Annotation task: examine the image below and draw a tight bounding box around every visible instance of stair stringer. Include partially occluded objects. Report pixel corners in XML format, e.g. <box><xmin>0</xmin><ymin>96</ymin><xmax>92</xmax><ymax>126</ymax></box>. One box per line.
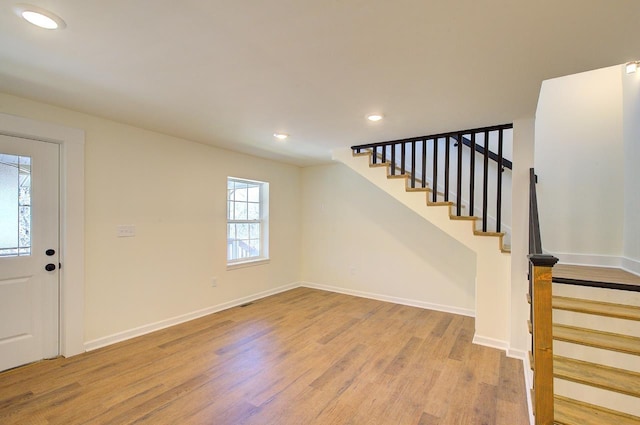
<box><xmin>333</xmin><ymin>147</ymin><xmax>512</xmax><ymax>349</ymax></box>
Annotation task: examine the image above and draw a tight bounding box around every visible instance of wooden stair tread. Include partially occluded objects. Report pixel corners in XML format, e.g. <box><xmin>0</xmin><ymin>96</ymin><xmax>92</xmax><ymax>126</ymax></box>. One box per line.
<box><xmin>553</xmin><ymin>264</ymin><xmax>640</xmax><ymax>292</ymax></box>
<box><xmin>554</xmin><ymin>264</ymin><xmax>640</xmax><ymax>288</ymax></box>
<box><xmin>553</xmin><ymin>323</ymin><xmax>640</xmax><ymax>356</ymax></box>
<box><xmin>552</xmin><ymin>296</ymin><xmax>640</xmax><ymax>321</ymax></box>
<box><xmin>554</xmin><ymin>395</ymin><xmax>640</xmax><ymax>425</ymax></box>
<box><xmin>472</xmin><ymin>230</ymin><xmax>505</xmax><ymax>237</ymax></box>
<box><xmin>554</xmin><ymin>355</ymin><xmax>640</xmax><ymax>397</ymax></box>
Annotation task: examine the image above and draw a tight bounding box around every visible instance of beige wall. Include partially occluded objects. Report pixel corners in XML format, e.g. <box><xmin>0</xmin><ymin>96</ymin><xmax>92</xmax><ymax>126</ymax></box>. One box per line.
<box><xmin>0</xmin><ymin>92</ymin><xmax>302</xmax><ymax>343</ymax></box>
<box><xmin>622</xmin><ymin>66</ymin><xmax>640</xmax><ymax>273</ymax></box>
<box><xmin>301</xmin><ymin>163</ymin><xmax>477</xmax><ymax>314</ymax></box>
<box><xmin>535</xmin><ymin>66</ymin><xmax>624</xmax><ymax>262</ymax></box>
<box><xmin>510</xmin><ymin>118</ymin><xmax>535</xmax><ymax>354</ymax></box>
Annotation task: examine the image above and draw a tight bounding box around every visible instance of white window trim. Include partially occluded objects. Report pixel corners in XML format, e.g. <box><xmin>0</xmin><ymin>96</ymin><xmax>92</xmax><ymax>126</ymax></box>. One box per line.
<box><xmin>226</xmin><ymin>177</ymin><xmax>269</xmax><ymax>267</ymax></box>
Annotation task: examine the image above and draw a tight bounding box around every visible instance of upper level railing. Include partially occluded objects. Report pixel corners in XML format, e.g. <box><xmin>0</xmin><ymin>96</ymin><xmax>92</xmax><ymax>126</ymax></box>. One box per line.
<box><xmin>528</xmin><ymin>168</ymin><xmax>558</xmax><ymax>424</ymax></box>
<box><xmin>351</xmin><ymin>124</ymin><xmax>512</xmax><ymax>235</ymax></box>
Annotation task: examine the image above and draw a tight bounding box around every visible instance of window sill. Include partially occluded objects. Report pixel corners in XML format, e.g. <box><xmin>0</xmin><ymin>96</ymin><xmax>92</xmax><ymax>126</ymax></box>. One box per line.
<box><xmin>226</xmin><ymin>258</ymin><xmax>270</xmax><ymax>271</ymax></box>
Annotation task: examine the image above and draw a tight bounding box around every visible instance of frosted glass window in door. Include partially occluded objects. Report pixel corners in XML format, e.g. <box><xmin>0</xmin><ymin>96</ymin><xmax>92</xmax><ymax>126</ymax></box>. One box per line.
<box><xmin>0</xmin><ymin>154</ymin><xmax>31</xmax><ymax>256</ymax></box>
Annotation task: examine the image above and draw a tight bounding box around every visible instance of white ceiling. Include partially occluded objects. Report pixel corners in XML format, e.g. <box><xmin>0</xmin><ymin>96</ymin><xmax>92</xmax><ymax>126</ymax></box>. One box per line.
<box><xmin>0</xmin><ymin>1</ymin><xmax>638</xmax><ymax>166</ymax></box>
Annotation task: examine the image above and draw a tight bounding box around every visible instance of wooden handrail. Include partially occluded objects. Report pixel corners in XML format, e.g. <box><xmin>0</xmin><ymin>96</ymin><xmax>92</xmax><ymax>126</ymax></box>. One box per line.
<box><xmin>528</xmin><ymin>168</ymin><xmax>559</xmax><ymax>424</ymax></box>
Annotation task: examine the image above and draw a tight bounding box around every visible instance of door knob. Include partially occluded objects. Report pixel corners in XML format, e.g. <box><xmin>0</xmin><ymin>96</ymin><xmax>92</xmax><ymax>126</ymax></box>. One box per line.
<box><xmin>45</xmin><ymin>263</ymin><xmax>56</xmax><ymax>272</ymax></box>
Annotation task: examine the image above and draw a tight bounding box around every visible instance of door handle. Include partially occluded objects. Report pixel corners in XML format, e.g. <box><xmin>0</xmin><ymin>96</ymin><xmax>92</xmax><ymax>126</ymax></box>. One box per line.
<box><xmin>45</xmin><ymin>263</ymin><xmax>56</xmax><ymax>272</ymax></box>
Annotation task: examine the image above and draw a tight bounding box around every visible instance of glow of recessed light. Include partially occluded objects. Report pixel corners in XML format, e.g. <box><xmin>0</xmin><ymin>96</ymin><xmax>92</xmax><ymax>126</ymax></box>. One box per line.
<box><xmin>626</xmin><ymin>62</ymin><xmax>638</xmax><ymax>74</ymax></box>
<box><xmin>367</xmin><ymin>114</ymin><xmax>383</xmax><ymax>122</ymax></box>
<box><xmin>13</xmin><ymin>4</ymin><xmax>66</xmax><ymax>30</ymax></box>
<box><xmin>273</xmin><ymin>133</ymin><xmax>288</xmax><ymax>140</ymax></box>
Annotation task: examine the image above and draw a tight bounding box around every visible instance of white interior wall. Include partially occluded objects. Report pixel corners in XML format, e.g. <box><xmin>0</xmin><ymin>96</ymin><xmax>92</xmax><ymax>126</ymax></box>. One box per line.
<box><xmin>535</xmin><ymin>66</ymin><xmax>624</xmax><ymax>263</ymax></box>
<box><xmin>509</xmin><ymin>118</ymin><xmax>535</xmax><ymax>356</ymax></box>
<box><xmin>622</xmin><ymin>67</ymin><xmax>640</xmax><ymax>274</ymax></box>
<box><xmin>300</xmin><ymin>163</ymin><xmax>477</xmax><ymax>314</ymax></box>
<box><xmin>0</xmin><ymin>92</ymin><xmax>302</xmax><ymax>344</ymax></box>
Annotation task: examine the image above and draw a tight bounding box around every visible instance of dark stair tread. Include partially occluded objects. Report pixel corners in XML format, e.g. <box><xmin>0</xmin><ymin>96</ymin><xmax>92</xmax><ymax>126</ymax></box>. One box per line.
<box><xmin>554</xmin><ymin>395</ymin><xmax>640</xmax><ymax>425</ymax></box>
<box><xmin>553</xmin><ymin>323</ymin><xmax>640</xmax><ymax>356</ymax></box>
<box><xmin>552</xmin><ymin>296</ymin><xmax>640</xmax><ymax>321</ymax></box>
<box><xmin>554</xmin><ymin>356</ymin><xmax>640</xmax><ymax>397</ymax></box>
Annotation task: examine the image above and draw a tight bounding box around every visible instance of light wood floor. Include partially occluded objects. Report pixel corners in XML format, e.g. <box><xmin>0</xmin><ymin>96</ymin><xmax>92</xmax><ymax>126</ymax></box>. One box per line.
<box><xmin>0</xmin><ymin>288</ymin><xmax>530</xmax><ymax>425</ymax></box>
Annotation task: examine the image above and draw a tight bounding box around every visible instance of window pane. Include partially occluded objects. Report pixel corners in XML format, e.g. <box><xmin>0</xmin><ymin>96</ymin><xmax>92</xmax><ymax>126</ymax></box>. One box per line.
<box><xmin>235</xmin><ymin>185</ymin><xmax>248</xmax><ymax>201</ymax></box>
<box><xmin>247</xmin><ymin>202</ymin><xmax>259</xmax><ymax>220</ymax></box>
<box><xmin>249</xmin><ymin>239</ymin><xmax>260</xmax><ymax>255</ymax></box>
<box><xmin>249</xmin><ymin>223</ymin><xmax>260</xmax><ymax>239</ymax></box>
<box><xmin>227</xmin><ymin>223</ymin><xmax>235</xmax><ymax>239</ymax></box>
<box><xmin>234</xmin><ymin>201</ymin><xmax>247</xmax><ymax>220</ymax></box>
<box><xmin>0</xmin><ymin>154</ymin><xmax>31</xmax><ymax>257</ymax></box>
<box><xmin>248</xmin><ymin>186</ymin><xmax>260</xmax><ymax>202</ymax></box>
<box><xmin>236</xmin><ymin>223</ymin><xmax>249</xmax><ymax>239</ymax></box>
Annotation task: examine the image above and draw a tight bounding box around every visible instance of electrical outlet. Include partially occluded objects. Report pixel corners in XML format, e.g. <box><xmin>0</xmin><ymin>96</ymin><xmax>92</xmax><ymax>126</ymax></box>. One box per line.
<box><xmin>211</xmin><ymin>277</ymin><xmax>218</xmax><ymax>287</ymax></box>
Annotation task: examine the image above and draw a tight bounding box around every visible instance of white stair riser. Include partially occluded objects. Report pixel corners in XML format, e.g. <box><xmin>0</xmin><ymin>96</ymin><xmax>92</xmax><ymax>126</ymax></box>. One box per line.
<box><xmin>554</xmin><ymin>378</ymin><xmax>640</xmax><ymax>417</ymax></box>
<box><xmin>553</xmin><ymin>283</ymin><xmax>640</xmax><ymax>306</ymax></box>
<box><xmin>553</xmin><ymin>340</ymin><xmax>640</xmax><ymax>373</ymax></box>
<box><xmin>553</xmin><ymin>310</ymin><xmax>640</xmax><ymax>338</ymax></box>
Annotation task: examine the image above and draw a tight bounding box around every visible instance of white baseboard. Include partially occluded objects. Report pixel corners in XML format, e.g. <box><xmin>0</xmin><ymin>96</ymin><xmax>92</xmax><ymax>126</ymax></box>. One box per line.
<box><xmin>523</xmin><ymin>352</ymin><xmax>534</xmax><ymax>425</ymax></box>
<box><xmin>84</xmin><ymin>282</ymin><xmax>299</xmax><ymax>352</ymax></box>
<box><xmin>622</xmin><ymin>257</ymin><xmax>640</xmax><ymax>276</ymax></box>
<box><xmin>550</xmin><ymin>252</ymin><xmax>622</xmax><ymax>268</ymax></box>
<box><xmin>471</xmin><ymin>334</ymin><xmax>509</xmax><ymax>351</ymax></box>
<box><xmin>506</xmin><ymin>347</ymin><xmax>528</xmax><ymax>361</ymax></box>
<box><xmin>546</xmin><ymin>251</ymin><xmax>640</xmax><ymax>277</ymax></box>
<box><xmin>299</xmin><ymin>281</ymin><xmax>475</xmax><ymax>317</ymax></box>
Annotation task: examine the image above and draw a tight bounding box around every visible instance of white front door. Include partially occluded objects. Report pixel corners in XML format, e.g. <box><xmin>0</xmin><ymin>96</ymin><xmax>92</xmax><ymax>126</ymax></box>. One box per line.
<box><xmin>0</xmin><ymin>134</ymin><xmax>59</xmax><ymax>371</ymax></box>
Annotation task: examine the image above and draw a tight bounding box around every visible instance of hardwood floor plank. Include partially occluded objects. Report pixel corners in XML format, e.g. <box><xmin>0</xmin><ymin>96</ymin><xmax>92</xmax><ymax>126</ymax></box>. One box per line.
<box><xmin>0</xmin><ymin>288</ymin><xmax>529</xmax><ymax>425</ymax></box>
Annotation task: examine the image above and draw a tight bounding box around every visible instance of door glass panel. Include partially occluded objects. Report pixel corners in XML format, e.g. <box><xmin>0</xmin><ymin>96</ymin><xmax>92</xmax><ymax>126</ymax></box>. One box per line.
<box><xmin>0</xmin><ymin>154</ymin><xmax>31</xmax><ymax>257</ymax></box>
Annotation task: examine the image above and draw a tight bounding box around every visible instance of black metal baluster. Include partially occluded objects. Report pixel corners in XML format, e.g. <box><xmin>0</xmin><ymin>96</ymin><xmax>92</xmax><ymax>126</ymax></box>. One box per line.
<box><xmin>456</xmin><ymin>133</ymin><xmax>463</xmax><ymax>216</ymax></box>
<box><xmin>372</xmin><ymin>146</ymin><xmax>377</xmax><ymax>164</ymax></box>
<box><xmin>469</xmin><ymin>133</ymin><xmax>476</xmax><ymax>217</ymax></box>
<box><xmin>421</xmin><ymin>139</ymin><xmax>427</xmax><ymax>188</ymax></box>
<box><xmin>382</xmin><ymin>143</ymin><xmax>387</xmax><ymax>163</ymax></box>
<box><xmin>391</xmin><ymin>143</ymin><xmax>396</xmax><ymax>175</ymax></box>
<box><xmin>482</xmin><ymin>130</ymin><xmax>490</xmax><ymax>232</ymax></box>
<box><xmin>411</xmin><ymin>141</ymin><xmax>416</xmax><ymax>188</ymax></box>
<box><xmin>432</xmin><ymin>138</ymin><xmax>439</xmax><ymax>203</ymax></box>
<box><xmin>401</xmin><ymin>142</ymin><xmax>406</xmax><ymax>175</ymax></box>
<box><xmin>496</xmin><ymin>130</ymin><xmax>504</xmax><ymax>233</ymax></box>
<box><xmin>444</xmin><ymin>136</ymin><xmax>450</xmax><ymax>201</ymax></box>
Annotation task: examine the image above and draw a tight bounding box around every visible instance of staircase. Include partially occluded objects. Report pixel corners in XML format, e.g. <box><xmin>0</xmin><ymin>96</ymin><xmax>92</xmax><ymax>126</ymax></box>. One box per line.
<box><xmin>528</xmin><ymin>264</ymin><xmax>640</xmax><ymax>424</ymax></box>
<box><xmin>334</xmin><ymin>124</ymin><xmax>513</xmax><ymax>357</ymax></box>
<box><xmin>528</xmin><ymin>169</ymin><xmax>640</xmax><ymax>424</ymax></box>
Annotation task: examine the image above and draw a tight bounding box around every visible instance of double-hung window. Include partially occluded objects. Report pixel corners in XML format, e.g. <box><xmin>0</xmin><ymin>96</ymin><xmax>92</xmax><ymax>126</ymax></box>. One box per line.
<box><xmin>227</xmin><ymin>177</ymin><xmax>269</xmax><ymax>266</ymax></box>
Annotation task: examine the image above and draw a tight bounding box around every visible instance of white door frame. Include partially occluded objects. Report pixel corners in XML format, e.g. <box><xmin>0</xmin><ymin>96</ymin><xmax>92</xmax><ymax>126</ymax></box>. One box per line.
<box><xmin>0</xmin><ymin>113</ymin><xmax>85</xmax><ymax>358</ymax></box>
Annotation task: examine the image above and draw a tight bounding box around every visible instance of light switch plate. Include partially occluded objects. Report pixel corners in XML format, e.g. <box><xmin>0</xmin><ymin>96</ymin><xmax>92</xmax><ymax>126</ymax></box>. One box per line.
<box><xmin>117</xmin><ymin>225</ymin><xmax>136</xmax><ymax>237</ymax></box>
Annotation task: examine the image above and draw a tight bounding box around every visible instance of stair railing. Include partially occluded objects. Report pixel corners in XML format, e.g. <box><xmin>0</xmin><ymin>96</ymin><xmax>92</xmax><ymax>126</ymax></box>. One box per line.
<box><xmin>528</xmin><ymin>168</ymin><xmax>558</xmax><ymax>424</ymax></box>
<box><xmin>351</xmin><ymin>124</ymin><xmax>512</xmax><ymax>234</ymax></box>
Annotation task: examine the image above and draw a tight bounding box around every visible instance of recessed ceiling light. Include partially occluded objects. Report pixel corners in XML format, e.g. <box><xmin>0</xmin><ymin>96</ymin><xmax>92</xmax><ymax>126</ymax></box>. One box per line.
<box><xmin>626</xmin><ymin>61</ymin><xmax>638</xmax><ymax>74</ymax></box>
<box><xmin>13</xmin><ymin>4</ymin><xmax>66</xmax><ymax>30</ymax></box>
<box><xmin>273</xmin><ymin>133</ymin><xmax>288</xmax><ymax>140</ymax></box>
<box><xmin>367</xmin><ymin>114</ymin><xmax>384</xmax><ymax>122</ymax></box>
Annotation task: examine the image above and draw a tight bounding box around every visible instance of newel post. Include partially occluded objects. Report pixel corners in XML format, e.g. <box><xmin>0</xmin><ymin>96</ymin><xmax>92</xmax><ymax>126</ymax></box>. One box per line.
<box><xmin>528</xmin><ymin>254</ymin><xmax>558</xmax><ymax>425</ymax></box>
